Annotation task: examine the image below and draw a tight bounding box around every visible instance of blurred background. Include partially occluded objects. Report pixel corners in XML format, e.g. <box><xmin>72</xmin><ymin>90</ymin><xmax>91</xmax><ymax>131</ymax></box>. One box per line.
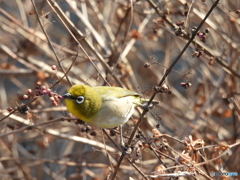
<box><xmin>0</xmin><ymin>0</ymin><xmax>239</xmax><ymax>179</ymax></box>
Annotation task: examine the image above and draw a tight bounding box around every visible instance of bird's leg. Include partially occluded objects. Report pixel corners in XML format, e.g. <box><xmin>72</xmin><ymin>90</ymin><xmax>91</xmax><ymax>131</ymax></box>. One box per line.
<box><xmin>120</xmin><ymin>125</ymin><xmax>125</xmax><ymax>148</ymax></box>
<box><xmin>137</xmin><ymin>99</ymin><xmax>159</xmax><ymax>111</ymax></box>
<box><xmin>119</xmin><ymin>126</ymin><xmax>132</xmax><ymax>154</ymax></box>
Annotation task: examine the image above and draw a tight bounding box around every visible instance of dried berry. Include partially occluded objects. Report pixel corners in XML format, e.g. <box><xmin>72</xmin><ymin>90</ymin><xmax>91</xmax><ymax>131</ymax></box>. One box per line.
<box><xmin>144</xmin><ymin>62</ymin><xmax>150</xmax><ymax>68</ymax></box>
<box><xmin>90</xmin><ymin>131</ymin><xmax>97</xmax><ymax>136</ymax></box>
<box><xmin>49</xmin><ymin>97</ymin><xmax>55</xmax><ymax>102</ymax></box>
<box><xmin>23</xmin><ymin>94</ymin><xmax>29</xmax><ymax>99</ymax></box>
<box><xmin>7</xmin><ymin>107</ymin><xmax>13</xmax><ymax>112</ymax></box>
<box><xmin>18</xmin><ymin>105</ymin><xmax>29</xmax><ymax>114</ymax></box>
<box><xmin>180</xmin><ymin>82</ymin><xmax>192</xmax><ymax>89</ymax></box>
<box><xmin>27</xmin><ymin>89</ymin><xmax>32</xmax><ymax>94</ymax></box>
<box><xmin>51</xmin><ymin>65</ymin><xmax>57</xmax><ymax>70</ymax></box>
<box><xmin>52</xmin><ymin>101</ymin><xmax>58</xmax><ymax>106</ymax></box>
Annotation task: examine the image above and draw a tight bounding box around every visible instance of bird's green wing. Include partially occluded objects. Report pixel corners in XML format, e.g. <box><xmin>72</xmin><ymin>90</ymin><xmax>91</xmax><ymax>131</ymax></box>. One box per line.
<box><xmin>94</xmin><ymin>86</ymin><xmax>159</xmax><ymax>107</ymax></box>
<box><xmin>93</xmin><ymin>86</ymin><xmax>140</xmax><ymax>100</ymax></box>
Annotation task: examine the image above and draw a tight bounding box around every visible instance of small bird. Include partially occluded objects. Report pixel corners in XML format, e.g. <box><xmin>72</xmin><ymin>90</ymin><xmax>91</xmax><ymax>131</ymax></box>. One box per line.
<box><xmin>63</xmin><ymin>84</ymin><xmax>153</xmax><ymax>128</ymax></box>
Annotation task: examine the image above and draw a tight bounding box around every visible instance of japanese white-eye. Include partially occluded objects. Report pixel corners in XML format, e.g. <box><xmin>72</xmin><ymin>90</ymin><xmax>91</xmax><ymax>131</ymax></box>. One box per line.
<box><xmin>63</xmin><ymin>84</ymin><xmax>150</xmax><ymax>128</ymax></box>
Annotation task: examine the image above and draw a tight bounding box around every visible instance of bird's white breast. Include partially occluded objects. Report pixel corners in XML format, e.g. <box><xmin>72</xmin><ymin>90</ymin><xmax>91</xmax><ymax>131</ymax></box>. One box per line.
<box><xmin>89</xmin><ymin>96</ymin><xmax>136</xmax><ymax>128</ymax></box>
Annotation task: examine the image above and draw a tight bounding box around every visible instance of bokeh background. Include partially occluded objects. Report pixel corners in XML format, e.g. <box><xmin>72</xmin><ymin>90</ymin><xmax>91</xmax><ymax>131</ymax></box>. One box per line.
<box><xmin>0</xmin><ymin>0</ymin><xmax>239</xmax><ymax>179</ymax></box>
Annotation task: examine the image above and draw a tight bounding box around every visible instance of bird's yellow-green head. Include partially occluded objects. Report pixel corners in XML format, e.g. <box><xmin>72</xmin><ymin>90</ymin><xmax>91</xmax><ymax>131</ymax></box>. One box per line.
<box><xmin>63</xmin><ymin>85</ymin><xmax>102</xmax><ymax>123</ymax></box>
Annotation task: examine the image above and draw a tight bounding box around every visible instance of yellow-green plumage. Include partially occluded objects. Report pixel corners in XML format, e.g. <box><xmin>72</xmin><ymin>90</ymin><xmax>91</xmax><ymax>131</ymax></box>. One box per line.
<box><xmin>64</xmin><ymin>85</ymin><xmax>142</xmax><ymax>128</ymax></box>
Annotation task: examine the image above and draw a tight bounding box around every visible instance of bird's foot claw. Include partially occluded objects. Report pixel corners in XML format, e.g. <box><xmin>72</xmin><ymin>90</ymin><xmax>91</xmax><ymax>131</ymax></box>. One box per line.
<box><xmin>140</xmin><ymin>103</ymin><xmax>156</xmax><ymax>110</ymax></box>
<box><xmin>121</xmin><ymin>143</ymin><xmax>132</xmax><ymax>155</ymax></box>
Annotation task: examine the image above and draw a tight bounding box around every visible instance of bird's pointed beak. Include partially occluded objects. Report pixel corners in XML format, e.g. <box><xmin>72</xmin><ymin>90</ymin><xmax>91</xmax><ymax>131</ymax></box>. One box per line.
<box><xmin>62</xmin><ymin>93</ymin><xmax>74</xmax><ymax>100</ymax></box>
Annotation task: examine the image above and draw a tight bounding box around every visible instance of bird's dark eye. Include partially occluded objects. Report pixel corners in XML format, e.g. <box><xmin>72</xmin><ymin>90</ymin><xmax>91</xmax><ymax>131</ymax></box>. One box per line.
<box><xmin>75</xmin><ymin>96</ymin><xmax>84</xmax><ymax>104</ymax></box>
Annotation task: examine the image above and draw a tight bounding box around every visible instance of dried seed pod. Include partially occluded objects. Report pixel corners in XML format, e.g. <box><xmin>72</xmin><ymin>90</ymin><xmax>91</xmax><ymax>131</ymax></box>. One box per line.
<box><xmin>144</xmin><ymin>62</ymin><xmax>150</xmax><ymax>68</ymax></box>
<box><xmin>181</xmin><ymin>82</ymin><xmax>192</xmax><ymax>89</ymax></box>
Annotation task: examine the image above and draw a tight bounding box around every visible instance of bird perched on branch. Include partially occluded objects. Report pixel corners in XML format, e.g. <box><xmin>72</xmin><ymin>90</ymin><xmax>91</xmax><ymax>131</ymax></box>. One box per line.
<box><xmin>63</xmin><ymin>84</ymin><xmax>158</xmax><ymax>129</ymax></box>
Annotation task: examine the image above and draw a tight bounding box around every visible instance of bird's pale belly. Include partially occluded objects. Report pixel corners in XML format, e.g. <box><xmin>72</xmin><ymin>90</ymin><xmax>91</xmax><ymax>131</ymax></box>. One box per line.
<box><xmin>88</xmin><ymin>96</ymin><xmax>136</xmax><ymax>128</ymax></box>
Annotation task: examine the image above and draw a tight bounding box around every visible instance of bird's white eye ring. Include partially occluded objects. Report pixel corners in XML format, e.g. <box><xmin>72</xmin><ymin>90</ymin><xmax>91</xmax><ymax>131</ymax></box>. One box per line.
<box><xmin>75</xmin><ymin>96</ymin><xmax>84</xmax><ymax>104</ymax></box>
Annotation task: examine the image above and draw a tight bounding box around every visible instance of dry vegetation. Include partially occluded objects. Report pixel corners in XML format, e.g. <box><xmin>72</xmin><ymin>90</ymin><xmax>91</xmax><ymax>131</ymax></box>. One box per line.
<box><xmin>0</xmin><ymin>0</ymin><xmax>240</xmax><ymax>179</ymax></box>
